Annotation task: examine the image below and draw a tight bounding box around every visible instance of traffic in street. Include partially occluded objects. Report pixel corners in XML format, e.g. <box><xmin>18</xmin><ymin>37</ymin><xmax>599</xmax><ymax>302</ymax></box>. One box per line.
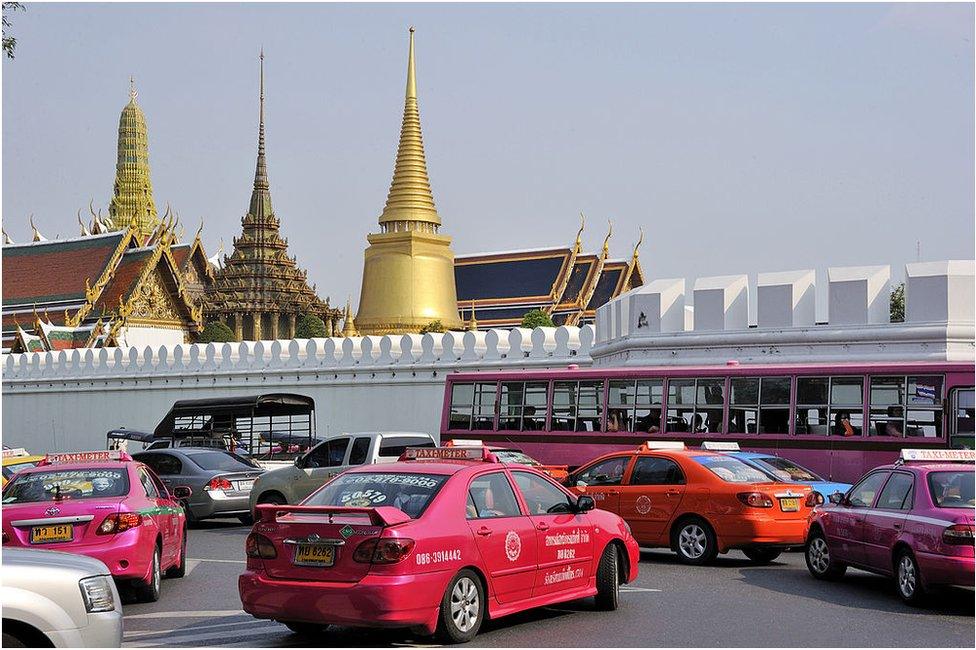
<box><xmin>121</xmin><ymin>520</ymin><xmax>974</xmax><ymax>648</ymax></box>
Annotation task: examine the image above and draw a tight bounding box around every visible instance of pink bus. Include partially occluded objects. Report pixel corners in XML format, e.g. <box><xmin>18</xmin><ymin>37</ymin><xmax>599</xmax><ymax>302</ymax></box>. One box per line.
<box><xmin>440</xmin><ymin>361</ymin><xmax>974</xmax><ymax>484</ymax></box>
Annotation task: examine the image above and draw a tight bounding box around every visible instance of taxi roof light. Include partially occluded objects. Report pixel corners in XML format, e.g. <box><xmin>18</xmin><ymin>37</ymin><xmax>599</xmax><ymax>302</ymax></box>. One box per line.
<box><xmin>2</xmin><ymin>448</ymin><xmax>30</xmax><ymax>459</ymax></box>
<box><xmin>400</xmin><ymin>446</ymin><xmax>498</xmax><ymax>462</ymax></box>
<box><xmin>898</xmin><ymin>449</ymin><xmax>975</xmax><ymax>464</ymax></box>
<box><xmin>445</xmin><ymin>439</ymin><xmax>484</xmax><ymax>447</ymax></box>
<box><xmin>41</xmin><ymin>450</ymin><xmax>132</xmax><ymax>466</ymax></box>
<box><xmin>701</xmin><ymin>441</ymin><xmax>741</xmax><ymax>452</ymax></box>
<box><xmin>638</xmin><ymin>441</ymin><xmax>686</xmax><ymax>452</ymax></box>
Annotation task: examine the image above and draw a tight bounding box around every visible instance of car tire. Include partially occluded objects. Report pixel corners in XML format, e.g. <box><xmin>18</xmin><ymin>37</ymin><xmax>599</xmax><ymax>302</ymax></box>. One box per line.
<box><xmin>134</xmin><ymin>546</ymin><xmax>162</xmax><ymax>603</ymax></box>
<box><xmin>742</xmin><ymin>548</ymin><xmax>782</xmax><ymax>564</ymax></box>
<box><xmin>805</xmin><ymin>529</ymin><xmax>846</xmax><ymax>580</ymax></box>
<box><xmin>594</xmin><ymin>544</ymin><xmax>620</xmax><ymax>611</ymax></box>
<box><xmin>238</xmin><ymin>514</ymin><xmax>254</xmax><ymax>526</ymax></box>
<box><xmin>1</xmin><ymin>632</ymin><xmax>26</xmax><ymax>648</ymax></box>
<box><xmin>672</xmin><ymin>517</ymin><xmax>718</xmax><ymax>565</ymax></box>
<box><xmin>436</xmin><ymin>569</ymin><xmax>485</xmax><ymax>644</ymax></box>
<box><xmin>165</xmin><ymin>527</ymin><xmax>187</xmax><ymax>579</ymax></box>
<box><xmin>181</xmin><ymin>500</ymin><xmax>199</xmax><ymax>528</ymax></box>
<box><xmin>284</xmin><ymin>622</ymin><xmax>324</xmax><ymax>636</ymax></box>
<box><xmin>895</xmin><ymin>549</ymin><xmax>925</xmax><ymax>606</ymax></box>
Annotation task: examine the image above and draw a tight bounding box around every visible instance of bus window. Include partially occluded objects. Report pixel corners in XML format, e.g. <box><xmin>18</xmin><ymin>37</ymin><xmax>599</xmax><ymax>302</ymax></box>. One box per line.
<box><xmin>449</xmin><ymin>382</ymin><xmax>496</xmax><ymax>430</ymax></box>
<box><xmin>759</xmin><ymin>377</ymin><xmax>791</xmax><ymax>434</ymax></box>
<box><xmin>666</xmin><ymin>378</ymin><xmax>725</xmax><ymax>434</ymax></box>
<box><xmin>951</xmin><ymin>388</ymin><xmax>974</xmax><ymax>449</ymax></box>
<box><xmin>729</xmin><ymin>378</ymin><xmax>758</xmax><ymax>434</ymax></box>
<box><xmin>552</xmin><ymin>381</ymin><xmax>603</xmax><ymax>432</ymax></box>
<box><xmin>796</xmin><ymin>376</ymin><xmax>863</xmax><ymax>436</ymax></box>
<box><xmin>607</xmin><ymin>379</ymin><xmax>662</xmax><ymax>433</ymax></box>
<box><xmin>499</xmin><ymin>382</ymin><xmax>547</xmax><ymax>431</ymax></box>
<box><xmin>869</xmin><ymin>375</ymin><xmax>944</xmax><ymax>438</ymax></box>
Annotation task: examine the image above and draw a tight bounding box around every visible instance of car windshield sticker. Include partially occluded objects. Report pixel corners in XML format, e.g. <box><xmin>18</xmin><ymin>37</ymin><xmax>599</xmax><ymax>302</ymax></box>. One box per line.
<box><xmin>505</xmin><ymin>530</ymin><xmax>522</xmax><ymax>561</ymax></box>
<box><xmin>339</xmin><ymin>488</ymin><xmax>388</xmax><ymax>507</ymax></box>
<box><xmin>636</xmin><ymin>495</ymin><xmax>652</xmax><ymax>514</ymax></box>
<box><xmin>341</xmin><ymin>474</ymin><xmax>440</xmax><ymax>488</ymax></box>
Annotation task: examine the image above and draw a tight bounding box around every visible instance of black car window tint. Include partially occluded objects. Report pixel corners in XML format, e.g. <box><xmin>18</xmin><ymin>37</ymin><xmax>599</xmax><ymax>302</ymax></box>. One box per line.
<box><xmin>349</xmin><ymin>438</ymin><xmax>371</xmax><ymax>465</ymax></box>
<box><xmin>576</xmin><ymin>456</ymin><xmax>629</xmax><ymax>486</ymax></box>
<box><xmin>847</xmin><ymin>472</ymin><xmax>889</xmax><ymax>508</ymax></box>
<box><xmin>325</xmin><ymin>438</ymin><xmax>350</xmax><ymax>467</ymax></box>
<box><xmin>467</xmin><ymin>472</ymin><xmax>522</xmax><ymax>518</ymax></box>
<box><xmin>876</xmin><ymin>472</ymin><xmax>915</xmax><ymax>510</ymax></box>
<box><xmin>140</xmin><ymin>469</ymin><xmax>159</xmax><ymax>498</ymax></box>
<box><xmin>631</xmin><ymin>456</ymin><xmax>685</xmax><ymax>486</ymax></box>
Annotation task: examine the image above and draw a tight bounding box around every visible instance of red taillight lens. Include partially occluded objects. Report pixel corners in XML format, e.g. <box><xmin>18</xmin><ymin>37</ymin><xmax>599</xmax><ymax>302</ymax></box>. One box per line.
<box><xmin>244</xmin><ymin>533</ymin><xmax>278</xmax><ymax>559</ymax></box>
<box><xmin>737</xmin><ymin>492</ymin><xmax>774</xmax><ymax>508</ymax></box>
<box><xmin>205</xmin><ymin>477</ymin><xmax>233</xmax><ymax>491</ymax></box>
<box><xmin>806</xmin><ymin>492</ymin><xmax>824</xmax><ymax>507</ymax></box>
<box><xmin>943</xmin><ymin>524</ymin><xmax>975</xmax><ymax>546</ymax></box>
<box><xmin>96</xmin><ymin>513</ymin><xmax>142</xmax><ymax>535</ymax></box>
<box><xmin>353</xmin><ymin>538</ymin><xmax>415</xmax><ymax>564</ymax></box>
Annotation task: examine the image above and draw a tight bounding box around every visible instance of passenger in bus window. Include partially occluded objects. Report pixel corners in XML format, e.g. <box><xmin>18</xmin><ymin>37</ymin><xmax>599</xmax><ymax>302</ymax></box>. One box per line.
<box><xmin>834</xmin><ymin>412</ymin><xmax>855</xmax><ymax>436</ymax></box>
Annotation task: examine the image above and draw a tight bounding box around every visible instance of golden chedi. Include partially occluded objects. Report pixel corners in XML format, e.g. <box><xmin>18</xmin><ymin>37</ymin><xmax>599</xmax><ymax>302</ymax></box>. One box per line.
<box><xmin>355</xmin><ymin>28</ymin><xmax>463</xmax><ymax>335</ymax></box>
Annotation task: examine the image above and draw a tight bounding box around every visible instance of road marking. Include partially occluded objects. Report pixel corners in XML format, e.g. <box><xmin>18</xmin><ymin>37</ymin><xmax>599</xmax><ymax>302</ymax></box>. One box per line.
<box><xmin>124</xmin><ymin>626</ymin><xmax>287</xmax><ymax>647</ymax></box>
<box><xmin>125</xmin><ymin>610</ymin><xmax>246</xmax><ymax>620</ymax></box>
<box><xmin>186</xmin><ymin>557</ymin><xmax>247</xmax><ymax>564</ymax></box>
<box><xmin>124</xmin><ymin>619</ymin><xmax>274</xmax><ymax>639</ymax></box>
<box><xmin>621</xmin><ymin>586</ymin><xmax>662</xmax><ymax>593</ymax></box>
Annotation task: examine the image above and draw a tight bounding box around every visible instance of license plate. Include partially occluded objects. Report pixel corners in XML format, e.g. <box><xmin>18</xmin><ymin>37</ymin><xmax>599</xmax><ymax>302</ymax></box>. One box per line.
<box><xmin>30</xmin><ymin>524</ymin><xmax>73</xmax><ymax>544</ymax></box>
<box><xmin>235</xmin><ymin>480</ymin><xmax>254</xmax><ymax>492</ymax></box>
<box><xmin>779</xmin><ymin>497</ymin><xmax>800</xmax><ymax>512</ymax></box>
<box><xmin>294</xmin><ymin>544</ymin><xmax>335</xmax><ymax>567</ymax></box>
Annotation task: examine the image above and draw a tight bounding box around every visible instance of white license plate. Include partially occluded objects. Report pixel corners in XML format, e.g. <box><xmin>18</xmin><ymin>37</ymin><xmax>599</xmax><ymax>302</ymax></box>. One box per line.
<box><xmin>235</xmin><ymin>480</ymin><xmax>254</xmax><ymax>492</ymax></box>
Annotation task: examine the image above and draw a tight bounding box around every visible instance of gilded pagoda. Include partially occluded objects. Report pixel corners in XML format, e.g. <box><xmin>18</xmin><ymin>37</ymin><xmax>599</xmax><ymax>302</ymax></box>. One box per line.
<box><xmin>206</xmin><ymin>53</ymin><xmax>340</xmax><ymax>340</ymax></box>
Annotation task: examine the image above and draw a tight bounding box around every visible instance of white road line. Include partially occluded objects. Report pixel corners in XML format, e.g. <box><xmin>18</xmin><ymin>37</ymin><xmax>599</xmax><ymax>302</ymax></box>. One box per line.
<box><xmin>124</xmin><ymin>619</ymin><xmax>274</xmax><ymax>639</ymax></box>
<box><xmin>621</xmin><ymin>586</ymin><xmax>662</xmax><ymax>593</ymax></box>
<box><xmin>186</xmin><ymin>557</ymin><xmax>247</xmax><ymax>564</ymax></box>
<box><xmin>124</xmin><ymin>609</ymin><xmax>246</xmax><ymax>620</ymax></box>
<box><xmin>124</xmin><ymin>626</ymin><xmax>287</xmax><ymax>648</ymax></box>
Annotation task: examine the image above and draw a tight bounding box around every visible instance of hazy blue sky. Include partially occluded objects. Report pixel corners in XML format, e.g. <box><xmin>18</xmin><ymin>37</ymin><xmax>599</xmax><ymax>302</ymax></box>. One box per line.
<box><xmin>3</xmin><ymin>2</ymin><xmax>973</xmax><ymax>316</ymax></box>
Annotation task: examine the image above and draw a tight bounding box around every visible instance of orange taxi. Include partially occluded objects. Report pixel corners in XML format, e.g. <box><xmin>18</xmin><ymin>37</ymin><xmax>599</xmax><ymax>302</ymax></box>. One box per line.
<box><xmin>564</xmin><ymin>441</ymin><xmax>822</xmax><ymax>565</ymax></box>
<box><xmin>445</xmin><ymin>440</ymin><xmax>569</xmax><ymax>481</ymax></box>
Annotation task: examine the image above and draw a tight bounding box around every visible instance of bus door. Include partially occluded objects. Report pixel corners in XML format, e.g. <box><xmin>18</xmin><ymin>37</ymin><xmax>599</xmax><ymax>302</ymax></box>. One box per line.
<box><xmin>949</xmin><ymin>387</ymin><xmax>975</xmax><ymax>449</ymax></box>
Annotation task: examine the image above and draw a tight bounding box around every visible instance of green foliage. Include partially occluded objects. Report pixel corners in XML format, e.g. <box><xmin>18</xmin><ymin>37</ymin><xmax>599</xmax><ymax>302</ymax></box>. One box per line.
<box><xmin>890</xmin><ymin>282</ymin><xmax>905</xmax><ymax>323</ymax></box>
<box><xmin>419</xmin><ymin>320</ymin><xmax>445</xmax><ymax>334</ymax></box>
<box><xmin>198</xmin><ymin>321</ymin><xmax>236</xmax><ymax>344</ymax></box>
<box><xmin>521</xmin><ymin>309</ymin><xmax>554</xmax><ymax>329</ymax></box>
<box><xmin>295</xmin><ymin>313</ymin><xmax>327</xmax><ymax>339</ymax></box>
<box><xmin>2</xmin><ymin>3</ymin><xmax>24</xmax><ymax>60</ymax></box>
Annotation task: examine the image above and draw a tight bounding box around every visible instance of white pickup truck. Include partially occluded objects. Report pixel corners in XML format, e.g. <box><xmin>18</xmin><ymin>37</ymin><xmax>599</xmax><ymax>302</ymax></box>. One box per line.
<box><xmin>247</xmin><ymin>431</ymin><xmax>436</xmax><ymax>515</ymax></box>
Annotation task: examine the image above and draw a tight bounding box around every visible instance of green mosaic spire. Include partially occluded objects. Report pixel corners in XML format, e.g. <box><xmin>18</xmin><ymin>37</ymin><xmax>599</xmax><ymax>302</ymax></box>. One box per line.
<box><xmin>108</xmin><ymin>78</ymin><xmax>159</xmax><ymax>240</ymax></box>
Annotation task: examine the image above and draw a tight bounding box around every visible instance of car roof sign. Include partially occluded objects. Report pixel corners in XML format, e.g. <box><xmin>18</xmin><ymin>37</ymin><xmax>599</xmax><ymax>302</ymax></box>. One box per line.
<box><xmin>899</xmin><ymin>449</ymin><xmax>975</xmax><ymax>463</ymax></box>
<box><xmin>638</xmin><ymin>441</ymin><xmax>686</xmax><ymax>451</ymax></box>
<box><xmin>701</xmin><ymin>441</ymin><xmax>741</xmax><ymax>452</ymax></box>
<box><xmin>401</xmin><ymin>446</ymin><xmax>495</xmax><ymax>462</ymax></box>
<box><xmin>446</xmin><ymin>439</ymin><xmax>483</xmax><ymax>447</ymax></box>
<box><xmin>2</xmin><ymin>448</ymin><xmax>30</xmax><ymax>459</ymax></box>
<box><xmin>41</xmin><ymin>450</ymin><xmax>132</xmax><ymax>465</ymax></box>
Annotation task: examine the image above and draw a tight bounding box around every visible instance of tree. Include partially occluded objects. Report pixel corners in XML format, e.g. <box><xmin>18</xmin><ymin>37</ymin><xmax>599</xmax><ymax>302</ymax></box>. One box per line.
<box><xmin>419</xmin><ymin>320</ymin><xmax>444</xmax><ymax>334</ymax></box>
<box><xmin>295</xmin><ymin>313</ymin><xmax>327</xmax><ymax>339</ymax></box>
<box><xmin>890</xmin><ymin>283</ymin><xmax>905</xmax><ymax>323</ymax></box>
<box><xmin>3</xmin><ymin>3</ymin><xmax>24</xmax><ymax>60</ymax></box>
<box><xmin>521</xmin><ymin>309</ymin><xmax>554</xmax><ymax>329</ymax></box>
<box><xmin>198</xmin><ymin>321</ymin><xmax>235</xmax><ymax>343</ymax></box>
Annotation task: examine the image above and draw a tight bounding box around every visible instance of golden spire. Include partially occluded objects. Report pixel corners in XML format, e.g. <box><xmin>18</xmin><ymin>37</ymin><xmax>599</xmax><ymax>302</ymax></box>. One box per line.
<box><xmin>2</xmin><ymin>227</ymin><xmax>12</xmax><ymax>245</ymax></box>
<box><xmin>631</xmin><ymin>227</ymin><xmax>643</xmax><ymax>261</ymax></box>
<box><xmin>78</xmin><ymin>210</ymin><xmax>91</xmax><ymax>236</ymax></box>
<box><xmin>108</xmin><ymin>77</ymin><xmax>160</xmax><ymax>240</ymax></box>
<box><xmin>602</xmin><ymin>220</ymin><xmax>613</xmax><ymax>256</ymax></box>
<box><xmin>30</xmin><ymin>214</ymin><xmax>47</xmax><ymax>242</ymax></box>
<box><xmin>341</xmin><ymin>298</ymin><xmax>359</xmax><ymax>337</ymax></box>
<box><xmin>467</xmin><ymin>300</ymin><xmax>478</xmax><ymax>331</ymax></box>
<box><xmin>575</xmin><ymin>212</ymin><xmax>585</xmax><ymax>251</ymax></box>
<box><xmin>378</xmin><ymin>27</ymin><xmax>440</xmax><ymax>229</ymax></box>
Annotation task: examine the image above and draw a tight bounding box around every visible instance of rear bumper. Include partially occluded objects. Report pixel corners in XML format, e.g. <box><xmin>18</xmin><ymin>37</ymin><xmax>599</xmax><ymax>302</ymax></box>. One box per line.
<box><xmin>191</xmin><ymin>492</ymin><xmax>252</xmax><ymax>519</ymax></box>
<box><xmin>239</xmin><ymin>569</ymin><xmax>449</xmax><ymax>630</ymax></box>
<box><xmin>714</xmin><ymin>515</ymin><xmax>809</xmax><ymax>551</ymax></box>
<box><xmin>917</xmin><ymin>552</ymin><xmax>975</xmax><ymax>588</ymax></box>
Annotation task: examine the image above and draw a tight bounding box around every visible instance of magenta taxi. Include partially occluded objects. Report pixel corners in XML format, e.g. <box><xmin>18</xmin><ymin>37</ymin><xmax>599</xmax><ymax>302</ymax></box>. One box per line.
<box><xmin>239</xmin><ymin>445</ymin><xmax>640</xmax><ymax>643</ymax></box>
<box><xmin>1</xmin><ymin>450</ymin><xmax>190</xmax><ymax>602</ymax></box>
<box><xmin>806</xmin><ymin>448</ymin><xmax>974</xmax><ymax>604</ymax></box>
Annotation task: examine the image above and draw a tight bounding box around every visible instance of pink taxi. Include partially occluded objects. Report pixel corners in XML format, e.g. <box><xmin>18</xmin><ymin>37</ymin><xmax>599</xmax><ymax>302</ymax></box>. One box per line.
<box><xmin>239</xmin><ymin>445</ymin><xmax>640</xmax><ymax>643</ymax></box>
<box><xmin>806</xmin><ymin>449</ymin><xmax>974</xmax><ymax>604</ymax></box>
<box><xmin>1</xmin><ymin>451</ymin><xmax>190</xmax><ymax>602</ymax></box>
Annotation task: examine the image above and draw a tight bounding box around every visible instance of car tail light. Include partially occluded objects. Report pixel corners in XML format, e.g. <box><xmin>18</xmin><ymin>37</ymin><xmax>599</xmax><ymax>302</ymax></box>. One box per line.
<box><xmin>806</xmin><ymin>492</ymin><xmax>824</xmax><ymax>507</ymax></box>
<box><xmin>245</xmin><ymin>533</ymin><xmax>278</xmax><ymax>559</ymax></box>
<box><xmin>96</xmin><ymin>513</ymin><xmax>142</xmax><ymax>535</ymax></box>
<box><xmin>205</xmin><ymin>477</ymin><xmax>233</xmax><ymax>492</ymax></box>
<box><xmin>2</xmin><ymin>530</ymin><xmax>8</xmax><ymax>544</ymax></box>
<box><xmin>353</xmin><ymin>538</ymin><xmax>415</xmax><ymax>564</ymax></box>
<box><xmin>942</xmin><ymin>524</ymin><xmax>975</xmax><ymax>546</ymax></box>
<box><xmin>737</xmin><ymin>492</ymin><xmax>774</xmax><ymax>508</ymax></box>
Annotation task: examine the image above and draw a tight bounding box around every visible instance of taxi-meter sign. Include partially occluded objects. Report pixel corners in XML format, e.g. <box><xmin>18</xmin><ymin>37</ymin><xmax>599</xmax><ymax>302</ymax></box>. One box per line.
<box><xmin>900</xmin><ymin>449</ymin><xmax>976</xmax><ymax>463</ymax></box>
<box><xmin>403</xmin><ymin>447</ymin><xmax>484</xmax><ymax>461</ymax></box>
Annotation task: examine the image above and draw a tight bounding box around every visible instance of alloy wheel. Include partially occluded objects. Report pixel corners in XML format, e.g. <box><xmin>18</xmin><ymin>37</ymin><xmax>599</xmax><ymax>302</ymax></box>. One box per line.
<box><xmin>898</xmin><ymin>555</ymin><xmax>916</xmax><ymax>598</ymax></box>
<box><xmin>679</xmin><ymin>524</ymin><xmax>707</xmax><ymax>559</ymax></box>
<box><xmin>808</xmin><ymin>537</ymin><xmax>830</xmax><ymax>574</ymax></box>
<box><xmin>450</xmin><ymin>576</ymin><xmax>480</xmax><ymax>633</ymax></box>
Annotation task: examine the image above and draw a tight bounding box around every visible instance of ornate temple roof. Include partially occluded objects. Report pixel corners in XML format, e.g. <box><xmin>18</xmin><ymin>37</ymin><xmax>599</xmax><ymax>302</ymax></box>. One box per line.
<box><xmin>454</xmin><ymin>221</ymin><xmax>645</xmax><ymax>327</ymax></box>
<box><xmin>206</xmin><ymin>52</ymin><xmax>334</xmax><ymax>320</ymax></box>
<box><xmin>108</xmin><ymin>79</ymin><xmax>160</xmax><ymax>241</ymax></box>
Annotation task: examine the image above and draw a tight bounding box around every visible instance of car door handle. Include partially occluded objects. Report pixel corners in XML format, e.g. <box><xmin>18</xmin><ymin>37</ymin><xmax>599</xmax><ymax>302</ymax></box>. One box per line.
<box><xmin>606</xmin><ymin>490</ymin><xmax>620</xmax><ymax>495</ymax></box>
<box><xmin>476</xmin><ymin>527</ymin><xmax>492</xmax><ymax>537</ymax></box>
<box><xmin>537</xmin><ymin>523</ymin><xmax>550</xmax><ymax>532</ymax></box>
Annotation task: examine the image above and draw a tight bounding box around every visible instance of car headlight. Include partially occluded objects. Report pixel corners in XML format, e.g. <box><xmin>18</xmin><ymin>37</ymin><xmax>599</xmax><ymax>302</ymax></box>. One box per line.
<box><xmin>79</xmin><ymin>576</ymin><xmax>115</xmax><ymax>613</ymax></box>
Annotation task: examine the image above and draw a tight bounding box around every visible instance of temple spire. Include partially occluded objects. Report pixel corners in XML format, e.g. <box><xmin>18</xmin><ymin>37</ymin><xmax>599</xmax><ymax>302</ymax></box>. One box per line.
<box><xmin>378</xmin><ymin>27</ymin><xmax>440</xmax><ymax>229</ymax></box>
<box><xmin>108</xmin><ymin>77</ymin><xmax>159</xmax><ymax>240</ymax></box>
<box><xmin>248</xmin><ymin>49</ymin><xmax>272</xmax><ymax>217</ymax></box>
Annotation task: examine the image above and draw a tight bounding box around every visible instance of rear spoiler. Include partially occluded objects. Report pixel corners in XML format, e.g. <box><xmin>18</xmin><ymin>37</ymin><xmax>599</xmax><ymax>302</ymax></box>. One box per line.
<box><xmin>254</xmin><ymin>504</ymin><xmax>412</xmax><ymax>527</ymax></box>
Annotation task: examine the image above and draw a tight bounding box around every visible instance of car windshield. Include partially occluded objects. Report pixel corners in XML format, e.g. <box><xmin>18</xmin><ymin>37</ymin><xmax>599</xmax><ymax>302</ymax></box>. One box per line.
<box><xmin>751</xmin><ymin>457</ymin><xmax>823</xmax><ymax>483</ymax></box>
<box><xmin>2</xmin><ymin>461</ymin><xmax>37</xmax><ymax>479</ymax></box>
<box><xmin>2</xmin><ymin>468</ymin><xmax>129</xmax><ymax>503</ymax></box>
<box><xmin>493</xmin><ymin>450</ymin><xmax>540</xmax><ymax>466</ymax></box>
<box><xmin>187</xmin><ymin>451</ymin><xmax>255</xmax><ymax>471</ymax></box>
<box><xmin>927</xmin><ymin>471</ymin><xmax>975</xmax><ymax>508</ymax></box>
<box><xmin>304</xmin><ymin>472</ymin><xmax>448</xmax><ymax>518</ymax></box>
<box><xmin>691</xmin><ymin>455</ymin><xmax>773</xmax><ymax>483</ymax></box>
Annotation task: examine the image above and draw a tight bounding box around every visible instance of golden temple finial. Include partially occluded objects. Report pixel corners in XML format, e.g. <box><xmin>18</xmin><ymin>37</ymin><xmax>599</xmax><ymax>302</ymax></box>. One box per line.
<box><xmin>602</xmin><ymin>220</ymin><xmax>612</xmax><ymax>256</ymax></box>
<box><xmin>2</xmin><ymin>227</ymin><xmax>12</xmax><ymax>245</ymax></box>
<box><xmin>110</xmin><ymin>77</ymin><xmax>159</xmax><ymax>238</ymax></box>
<box><xmin>341</xmin><ymin>298</ymin><xmax>359</xmax><ymax>337</ymax></box>
<box><xmin>632</xmin><ymin>227</ymin><xmax>644</xmax><ymax>260</ymax></box>
<box><xmin>78</xmin><ymin>210</ymin><xmax>91</xmax><ymax>236</ymax></box>
<box><xmin>129</xmin><ymin>75</ymin><xmax>137</xmax><ymax>102</ymax></box>
<box><xmin>467</xmin><ymin>300</ymin><xmax>478</xmax><ymax>331</ymax></box>
<box><xmin>575</xmin><ymin>212</ymin><xmax>585</xmax><ymax>250</ymax></box>
<box><xmin>30</xmin><ymin>214</ymin><xmax>47</xmax><ymax>242</ymax></box>
<box><xmin>378</xmin><ymin>27</ymin><xmax>440</xmax><ymax>228</ymax></box>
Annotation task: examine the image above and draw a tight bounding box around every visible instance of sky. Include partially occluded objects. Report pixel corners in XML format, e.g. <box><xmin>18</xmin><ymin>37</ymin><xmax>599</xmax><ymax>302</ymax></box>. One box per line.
<box><xmin>2</xmin><ymin>2</ymin><xmax>974</xmax><ymax>319</ymax></box>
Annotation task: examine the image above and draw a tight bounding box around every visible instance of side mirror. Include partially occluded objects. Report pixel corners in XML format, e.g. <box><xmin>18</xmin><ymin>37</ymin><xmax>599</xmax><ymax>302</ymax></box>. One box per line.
<box><xmin>828</xmin><ymin>491</ymin><xmax>845</xmax><ymax>505</ymax></box>
<box><xmin>172</xmin><ymin>486</ymin><xmax>192</xmax><ymax>500</ymax></box>
<box><xmin>294</xmin><ymin>456</ymin><xmax>305</xmax><ymax>468</ymax></box>
<box><xmin>576</xmin><ymin>495</ymin><xmax>595</xmax><ymax>512</ymax></box>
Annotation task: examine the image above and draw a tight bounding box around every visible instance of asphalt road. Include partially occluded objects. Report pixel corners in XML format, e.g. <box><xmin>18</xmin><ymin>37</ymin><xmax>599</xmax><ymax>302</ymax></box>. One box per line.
<box><xmin>120</xmin><ymin>520</ymin><xmax>975</xmax><ymax>648</ymax></box>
